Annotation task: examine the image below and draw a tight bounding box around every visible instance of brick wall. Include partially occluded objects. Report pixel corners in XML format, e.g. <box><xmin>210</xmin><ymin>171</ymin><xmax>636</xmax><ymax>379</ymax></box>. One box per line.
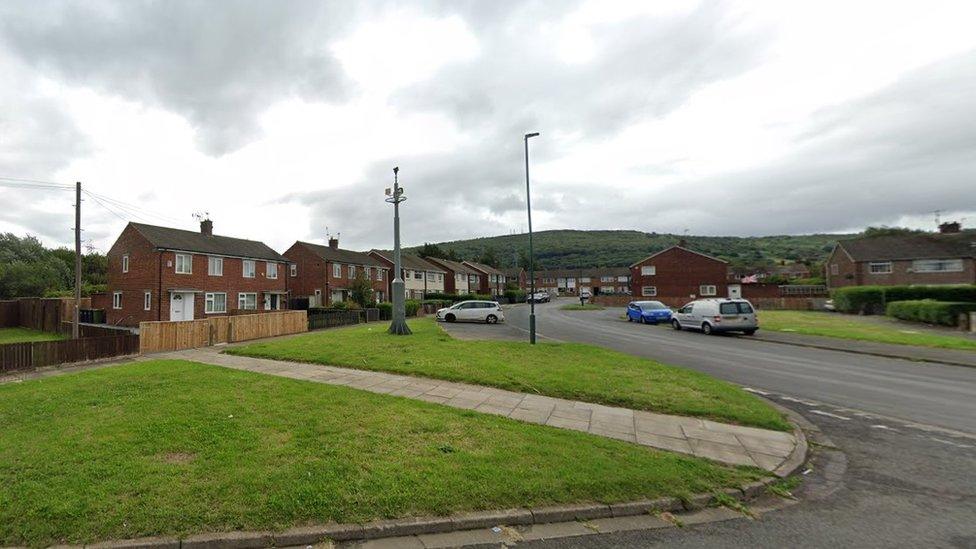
<box><xmin>827</xmin><ymin>245</ymin><xmax>976</xmax><ymax>288</ymax></box>
<box><xmin>630</xmin><ymin>247</ymin><xmax>729</xmax><ymax>301</ymax></box>
<box><xmin>287</xmin><ymin>244</ymin><xmax>389</xmax><ymax>306</ymax></box>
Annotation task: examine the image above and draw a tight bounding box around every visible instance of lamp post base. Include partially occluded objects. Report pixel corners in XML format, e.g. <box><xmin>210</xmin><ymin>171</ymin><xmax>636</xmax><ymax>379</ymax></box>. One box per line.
<box><xmin>388</xmin><ymin>319</ymin><xmax>413</xmax><ymax>335</ymax></box>
<box><xmin>388</xmin><ymin>279</ymin><xmax>412</xmax><ymax>335</ymax></box>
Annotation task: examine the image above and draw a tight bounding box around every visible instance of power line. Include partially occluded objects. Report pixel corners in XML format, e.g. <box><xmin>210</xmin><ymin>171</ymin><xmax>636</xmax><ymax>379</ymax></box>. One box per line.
<box><xmin>0</xmin><ymin>175</ymin><xmax>73</xmax><ymax>188</ymax></box>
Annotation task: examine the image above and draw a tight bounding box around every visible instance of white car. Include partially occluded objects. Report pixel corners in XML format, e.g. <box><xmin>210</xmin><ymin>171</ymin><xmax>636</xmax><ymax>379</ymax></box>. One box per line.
<box><xmin>436</xmin><ymin>300</ymin><xmax>506</xmax><ymax>324</ymax></box>
<box><xmin>527</xmin><ymin>292</ymin><xmax>550</xmax><ymax>303</ymax></box>
<box><xmin>671</xmin><ymin>298</ymin><xmax>758</xmax><ymax>335</ymax></box>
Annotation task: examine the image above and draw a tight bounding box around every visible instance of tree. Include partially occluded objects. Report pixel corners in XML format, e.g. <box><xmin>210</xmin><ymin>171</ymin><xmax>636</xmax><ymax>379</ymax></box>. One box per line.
<box><xmin>862</xmin><ymin>226</ymin><xmax>924</xmax><ymax>238</ymax></box>
<box><xmin>0</xmin><ymin>233</ymin><xmax>108</xmax><ymax>299</ymax></box>
<box><xmin>418</xmin><ymin>242</ymin><xmax>446</xmax><ymax>259</ymax></box>
<box><xmin>349</xmin><ymin>271</ymin><xmax>375</xmax><ymax>307</ymax></box>
<box><xmin>478</xmin><ymin>246</ymin><xmax>499</xmax><ymax>267</ymax></box>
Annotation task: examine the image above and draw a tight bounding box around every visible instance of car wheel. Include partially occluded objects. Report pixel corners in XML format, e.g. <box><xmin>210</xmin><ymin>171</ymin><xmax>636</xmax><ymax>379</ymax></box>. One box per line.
<box><xmin>445</xmin><ymin>313</ymin><xmax>456</xmax><ymax>323</ymax></box>
<box><xmin>702</xmin><ymin>322</ymin><xmax>713</xmax><ymax>335</ymax></box>
<box><xmin>486</xmin><ymin>314</ymin><xmax>498</xmax><ymax>324</ymax></box>
<box><xmin>743</xmin><ymin>329</ymin><xmax>756</xmax><ymax>336</ymax></box>
<box><xmin>671</xmin><ymin>319</ymin><xmax>681</xmax><ymax>331</ymax></box>
<box><xmin>627</xmin><ymin>315</ymin><xmax>633</xmax><ymax>322</ymax></box>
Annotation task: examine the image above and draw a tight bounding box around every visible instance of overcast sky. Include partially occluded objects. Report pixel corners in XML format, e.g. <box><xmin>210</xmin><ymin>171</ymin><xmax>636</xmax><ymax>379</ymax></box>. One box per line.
<box><xmin>1</xmin><ymin>0</ymin><xmax>974</xmax><ymax>253</ymax></box>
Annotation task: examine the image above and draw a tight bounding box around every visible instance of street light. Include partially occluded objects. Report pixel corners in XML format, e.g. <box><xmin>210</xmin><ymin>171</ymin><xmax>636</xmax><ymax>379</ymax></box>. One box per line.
<box><xmin>386</xmin><ymin>166</ymin><xmax>412</xmax><ymax>335</ymax></box>
<box><xmin>524</xmin><ymin>132</ymin><xmax>539</xmax><ymax>344</ymax></box>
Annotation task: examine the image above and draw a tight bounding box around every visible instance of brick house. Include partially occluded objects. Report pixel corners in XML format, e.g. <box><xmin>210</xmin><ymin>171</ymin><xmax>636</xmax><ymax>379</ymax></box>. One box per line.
<box><xmin>530</xmin><ymin>268</ymin><xmax>630</xmax><ymax>295</ymax></box>
<box><xmin>463</xmin><ymin>261</ymin><xmax>507</xmax><ymax>296</ymax></box>
<box><xmin>826</xmin><ymin>231</ymin><xmax>976</xmax><ymax>288</ymax></box>
<box><xmin>369</xmin><ymin>251</ymin><xmax>446</xmax><ymax>300</ymax></box>
<box><xmin>106</xmin><ymin>220</ymin><xmax>289</xmax><ymax>326</ymax></box>
<box><xmin>425</xmin><ymin>257</ymin><xmax>477</xmax><ymax>295</ymax></box>
<box><xmin>501</xmin><ymin>268</ymin><xmax>527</xmax><ymax>291</ymax></box>
<box><xmin>629</xmin><ymin>245</ymin><xmax>729</xmax><ymax>305</ymax></box>
<box><xmin>284</xmin><ymin>238</ymin><xmax>389</xmax><ymax>306</ymax></box>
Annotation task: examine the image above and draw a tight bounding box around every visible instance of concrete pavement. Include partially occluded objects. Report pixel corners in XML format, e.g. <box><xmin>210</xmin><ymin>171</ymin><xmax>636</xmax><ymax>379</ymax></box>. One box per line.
<box><xmin>162</xmin><ymin>346</ymin><xmax>797</xmax><ymax>471</ymax></box>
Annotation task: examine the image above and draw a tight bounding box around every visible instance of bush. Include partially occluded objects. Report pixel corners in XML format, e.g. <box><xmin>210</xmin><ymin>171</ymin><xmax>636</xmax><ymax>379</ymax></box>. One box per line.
<box><xmin>503</xmin><ymin>289</ymin><xmax>527</xmax><ymax>303</ymax></box>
<box><xmin>377</xmin><ymin>302</ymin><xmax>392</xmax><ymax>320</ymax></box>
<box><xmin>404</xmin><ymin>299</ymin><xmax>421</xmax><ymax>317</ymax></box>
<box><xmin>422</xmin><ymin>299</ymin><xmax>452</xmax><ymax>308</ymax></box>
<box><xmin>329</xmin><ymin>301</ymin><xmax>348</xmax><ymax>310</ymax></box>
<box><xmin>886</xmin><ymin>300</ymin><xmax>976</xmax><ymax>326</ymax></box>
<box><xmin>833</xmin><ymin>284</ymin><xmax>976</xmax><ymax>314</ymax></box>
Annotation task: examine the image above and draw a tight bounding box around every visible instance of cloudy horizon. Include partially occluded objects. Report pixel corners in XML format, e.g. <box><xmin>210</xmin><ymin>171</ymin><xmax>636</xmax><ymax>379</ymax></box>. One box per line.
<box><xmin>1</xmin><ymin>0</ymin><xmax>974</xmax><ymax>253</ymax></box>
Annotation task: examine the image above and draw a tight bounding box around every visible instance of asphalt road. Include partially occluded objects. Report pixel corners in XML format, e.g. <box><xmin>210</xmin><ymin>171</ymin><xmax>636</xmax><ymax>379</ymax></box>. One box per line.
<box><xmin>470</xmin><ymin>300</ymin><xmax>976</xmax><ymax>548</ymax></box>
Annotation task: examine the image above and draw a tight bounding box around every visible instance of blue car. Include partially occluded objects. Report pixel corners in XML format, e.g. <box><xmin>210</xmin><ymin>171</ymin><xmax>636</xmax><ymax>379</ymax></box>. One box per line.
<box><xmin>626</xmin><ymin>300</ymin><xmax>672</xmax><ymax>324</ymax></box>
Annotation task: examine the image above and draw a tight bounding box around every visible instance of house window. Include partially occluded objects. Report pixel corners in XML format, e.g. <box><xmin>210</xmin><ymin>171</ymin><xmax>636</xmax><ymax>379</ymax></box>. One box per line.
<box><xmin>868</xmin><ymin>261</ymin><xmax>892</xmax><ymax>274</ymax></box>
<box><xmin>580</xmin><ymin>277</ymin><xmax>590</xmax><ymax>283</ymax></box>
<box><xmin>364</xmin><ymin>266</ymin><xmax>371</xmax><ymax>279</ymax></box>
<box><xmin>617</xmin><ymin>276</ymin><xmax>628</xmax><ymax>282</ymax></box>
<box><xmin>700</xmin><ymin>285</ymin><xmax>717</xmax><ymax>296</ymax></box>
<box><xmin>267</xmin><ymin>262</ymin><xmax>278</xmax><ymax>279</ymax></box>
<box><xmin>348</xmin><ymin>264</ymin><xmax>356</xmax><ymax>278</ymax></box>
<box><xmin>913</xmin><ymin>259</ymin><xmax>963</xmax><ymax>273</ymax></box>
<box><xmin>290</xmin><ymin>264</ymin><xmax>297</xmax><ymax>277</ymax></box>
<box><xmin>414</xmin><ymin>271</ymin><xmax>422</xmax><ymax>280</ymax></box>
<box><xmin>243</xmin><ymin>260</ymin><xmax>255</xmax><ymax>278</ymax></box>
<box><xmin>601</xmin><ymin>286</ymin><xmax>614</xmax><ymax>293</ymax></box>
<box><xmin>122</xmin><ymin>255</ymin><xmax>129</xmax><ymax>273</ymax></box>
<box><xmin>208</xmin><ymin>256</ymin><xmax>223</xmax><ymax>276</ymax></box>
<box><xmin>113</xmin><ymin>291</ymin><xmax>122</xmax><ymax>309</ymax></box>
<box><xmin>830</xmin><ymin>263</ymin><xmax>839</xmax><ymax>275</ymax></box>
<box><xmin>377</xmin><ymin>269</ymin><xmax>383</xmax><ymax>281</ymax></box>
<box><xmin>333</xmin><ymin>263</ymin><xmax>342</xmax><ymax>278</ymax></box>
<box><xmin>144</xmin><ymin>291</ymin><xmax>151</xmax><ymax>311</ymax></box>
<box><xmin>601</xmin><ymin>276</ymin><xmax>613</xmax><ymax>282</ymax></box>
<box><xmin>205</xmin><ymin>292</ymin><xmax>227</xmax><ymax>314</ymax></box>
<box><xmin>175</xmin><ymin>253</ymin><xmax>192</xmax><ymax>274</ymax></box>
<box><xmin>438</xmin><ymin>273</ymin><xmax>443</xmax><ymax>282</ymax></box>
<box><xmin>238</xmin><ymin>292</ymin><xmax>257</xmax><ymax>310</ymax></box>
<box><xmin>428</xmin><ymin>272</ymin><xmax>436</xmax><ymax>281</ymax></box>
<box><xmin>642</xmin><ymin>286</ymin><xmax>657</xmax><ymax>297</ymax></box>
<box><xmin>641</xmin><ymin>265</ymin><xmax>655</xmax><ymax>276</ymax></box>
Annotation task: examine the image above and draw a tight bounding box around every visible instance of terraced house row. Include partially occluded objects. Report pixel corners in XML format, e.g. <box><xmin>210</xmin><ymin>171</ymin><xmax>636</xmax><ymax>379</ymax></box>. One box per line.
<box><xmin>104</xmin><ymin>221</ymin><xmax>511</xmax><ymax>326</ymax></box>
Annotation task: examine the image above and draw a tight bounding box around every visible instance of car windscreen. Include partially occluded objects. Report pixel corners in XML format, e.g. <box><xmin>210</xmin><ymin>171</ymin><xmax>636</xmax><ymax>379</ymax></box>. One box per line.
<box><xmin>641</xmin><ymin>301</ymin><xmax>666</xmax><ymax>310</ymax></box>
<box><xmin>720</xmin><ymin>302</ymin><xmax>754</xmax><ymax>314</ymax></box>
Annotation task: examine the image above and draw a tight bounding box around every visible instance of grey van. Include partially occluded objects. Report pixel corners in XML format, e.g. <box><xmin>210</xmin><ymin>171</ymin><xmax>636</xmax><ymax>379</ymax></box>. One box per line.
<box><xmin>671</xmin><ymin>298</ymin><xmax>758</xmax><ymax>335</ymax></box>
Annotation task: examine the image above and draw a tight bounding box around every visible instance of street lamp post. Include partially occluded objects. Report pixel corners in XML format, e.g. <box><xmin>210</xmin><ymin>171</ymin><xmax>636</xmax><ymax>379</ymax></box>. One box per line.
<box><xmin>386</xmin><ymin>167</ymin><xmax>412</xmax><ymax>335</ymax></box>
<box><xmin>524</xmin><ymin>132</ymin><xmax>539</xmax><ymax>344</ymax></box>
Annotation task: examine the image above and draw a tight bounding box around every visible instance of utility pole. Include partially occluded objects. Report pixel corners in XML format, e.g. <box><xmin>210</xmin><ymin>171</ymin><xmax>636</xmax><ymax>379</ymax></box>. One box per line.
<box><xmin>386</xmin><ymin>167</ymin><xmax>411</xmax><ymax>335</ymax></box>
<box><xmin>524</xmin><ymin>132</ymin><xmax>539</xmax><ymax>344</ymax></box>
<box><xmin>73</xmin><ymin>181</ymin><xmax>81</xmax><ymax>339</ymax></box>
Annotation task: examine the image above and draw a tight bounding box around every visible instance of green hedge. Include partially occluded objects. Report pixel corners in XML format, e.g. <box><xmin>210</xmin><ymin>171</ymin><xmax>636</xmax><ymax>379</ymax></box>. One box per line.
<box><xmin>405</xmin><ymin>299</ymin><xmax>421</xmax><ymax>317</ymax></box>
<box><xmin>377</xmin><ymin>302</ymin><xmax>392</xmax><ymax>320</ymax></box>
<box><xmin>833</xmin><ymin>285</ymin><xmax>976</xmax><ymax>314</ymax></box>
<box><xmin>886</xmin><ymin>300</ymin><xmax>976</xmax><ymax>326</ymax></box>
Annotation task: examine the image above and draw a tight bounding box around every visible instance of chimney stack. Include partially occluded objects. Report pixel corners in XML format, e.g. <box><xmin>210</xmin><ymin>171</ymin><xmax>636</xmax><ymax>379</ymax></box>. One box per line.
<box><xmin>200</xmin><ymin>218</ymin><xmax>213</xmax><ymax>236</ymax></box>
<box><xmin>328</xmin><ymin>236</ymin><xmax>339</xmax><ymax>249</ymax></box>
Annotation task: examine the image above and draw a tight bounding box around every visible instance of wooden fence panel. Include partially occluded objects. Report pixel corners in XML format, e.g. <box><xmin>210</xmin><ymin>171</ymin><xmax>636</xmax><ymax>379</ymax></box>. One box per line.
<box><xmin>1</xmin><ymin>334</ymin><xmax>140</xmax><ymax>373</ymax></box>
<box><xmin>139</xmin><ymin>311</ymin><xmax>306</xmax><ymax>353</ymax></box>
<box><xmin>0</xmin><ymin>301</ymin><xmax>20</xmax><ymax>328</ymax></box>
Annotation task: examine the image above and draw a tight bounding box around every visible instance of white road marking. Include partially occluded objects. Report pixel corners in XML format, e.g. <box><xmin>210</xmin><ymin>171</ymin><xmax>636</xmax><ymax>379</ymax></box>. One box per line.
<box><xmin>742</xmin><ymin>387</ymin><xmax>770</xmax><ymax>395</ymax></box>
<box><xmin>871</xmin><ymin>424</ymin><xmax>897</xmax><ymax>431</ymax></box>
<box><xmin>930</xmin><ymin>438</ymin><xmax>973</xmax><ymax>449</ymax></box>
<box><xmin>810</xmin><ymin>410</ymin><xmax>852</xmax><ymax>420</ymax></box>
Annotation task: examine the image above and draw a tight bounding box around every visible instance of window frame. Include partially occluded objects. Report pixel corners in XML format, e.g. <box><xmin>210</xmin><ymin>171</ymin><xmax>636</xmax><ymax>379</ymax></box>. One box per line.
<box><xmin>205</xmin><ymin>292</ymin><xmax>227</xmax><ymax>314</ymax></box>
<box><xmin>348</xmin><ymin>264</ymin><xmax>356</xmax><ymax>279</ymax></box>
<box><xmin>830</xmin><ymin>263</ymin><xmax>839</xmax><ymax>275</ymax></box>
<box><xmin>641</xmin><ymin>286</ymin><xmax>657</xmax><ymax>297</ymax></box>
<box><xmin>242</xmin><ymin>259</ymin><xmax>256</xmax><ymax>278</ymax></box>
<box><xmin>122</xmin><ymin>254</ymin><xmax>129</xmax><ymax>273</ymax></box>
<box><xmin>175</xmin><ymin>253</ymin><xmax>192</xmax><ymax>274</ymax></box>
<box><xmin>290</xmin><ymin>263</ymin><xmax>297</xmax><ymax>277</ymax></box>
<box><xmin>641</xmin><ymin>265</ymin><xmax>655</xmax><ymax>276</ymax></box>
<box><xmin>913</xmin><ymin>259</ymin><xmax>964</xmax><ymax>273</ymax></box>
<box><xmin>699</xmin><ymin>285</ymin><xmax>718</xmax><ymax>296</ymax></box>
<box><xmin>208</xmin><ymin>256</ymin><xmax>223</xmax><ymax>276</ymax></box>
<box><xmin>267</xmin><ymin>262</ymin><xmax>278</xmax><ymax>280</ymax></box>
<box><xmin>238</xmin><ymin>292</ymin><xmax>257</xmax><ymax>310</ymax></box>
<box><xmin>377</xmin><ymin>269</ymin><xmax>383</xmax><ymax>281</ymax></box>
<box><xmin>143</xmin><ymin>291</ymin><xmax>151</xmax><ymax>311</ymax></box>
<box><xmin>868</xmin><ymin>261</ymin><xmax>892</xmax><ymax>275</ymax></box>
<box><xmin>113</xmin><ymin>291</ymin><xmax>122</xmax><ymax>310</ymax></box>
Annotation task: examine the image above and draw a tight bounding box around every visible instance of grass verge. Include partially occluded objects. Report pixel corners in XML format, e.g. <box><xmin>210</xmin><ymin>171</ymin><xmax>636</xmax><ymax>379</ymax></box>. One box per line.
<box><xmin>228</xmin><ymin>318</ymin><xmax>789</xmax><ymax>431</ymax></box>
<box><xmin>757</xmin><ymin>311</ymin><xmax>976</xmax><ymax>351</ymax></box>
<box><xmin>0</xmin><ymin>360</ymin><xmax>764</xmax><ymax>546</ymax></box>
<box><xmin>0</xmin><ymin>327</ymin><xmax>65</xmax><ymax>344</ymax></box>
<box><xmin>559</xmin><ymin>304</ymin><xmax>606</xmax><ymax>311</ymax></box>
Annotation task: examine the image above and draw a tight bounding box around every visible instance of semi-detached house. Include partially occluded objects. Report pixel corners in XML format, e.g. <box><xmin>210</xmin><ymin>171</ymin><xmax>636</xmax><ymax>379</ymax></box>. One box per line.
<box><xmin>629</xmin><ymin>245</ymin><xmax>730</xmax><ymax>305</ymax></box>
<box><xmin>826</xmin><ymin>230</ymin><xmax>976</xmax><ymax>288</ymax></box>
<box><xmin>369</xmin><ymin>251</ymin><xmax>446</xmax><ymax>300</ymax></box>
<box><xmin>106</xmin><ymin>220</ymin><xmax>289</xmax><ymax>327</ymax></box>
<box><xmin>425</xmin><ymin>257</ymin><xmax>477</xmax><ymax>295</ymax></box>
<box><xmin>284</xmin><ymin>238</ymin><xmax>389</xmax><ymax>306</ymax></box>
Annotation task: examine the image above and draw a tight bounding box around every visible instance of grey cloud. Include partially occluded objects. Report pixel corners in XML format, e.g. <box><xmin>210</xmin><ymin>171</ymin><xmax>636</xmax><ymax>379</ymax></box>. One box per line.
<box><xmin>0</xmin><ymin>0</ymin><xmax>358</xmax><ymax>156</ymax></box>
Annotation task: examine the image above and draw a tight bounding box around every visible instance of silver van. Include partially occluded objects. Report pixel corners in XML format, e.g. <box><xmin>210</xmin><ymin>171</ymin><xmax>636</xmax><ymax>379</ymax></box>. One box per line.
<box><xmin>671</xmin><ymin>298</ymin><xmax>758</xmax><ymax>335</ymax></box>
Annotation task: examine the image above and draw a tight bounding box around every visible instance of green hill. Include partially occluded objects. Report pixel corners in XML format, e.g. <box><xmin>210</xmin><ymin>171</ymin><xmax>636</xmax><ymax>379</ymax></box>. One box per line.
<box><xmin>407</xmin><ymin>230</ymin><xmax>849</xmax><ymax>270</ymax></box>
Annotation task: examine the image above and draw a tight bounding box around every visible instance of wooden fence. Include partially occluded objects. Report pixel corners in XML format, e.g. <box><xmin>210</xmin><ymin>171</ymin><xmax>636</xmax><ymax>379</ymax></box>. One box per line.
<box><xmin>139</xmin><ymin>310</ymin><xmax>307</xmax><ymax>353</ymax></box>
<box><xmin>0</xmin><ymin>297</ymin><xmax>92</xmax><ymax>331</ymax></box>
<box><xmin>58</xmin><ymin>321</ymin><xmax>135</xmax><ymax>339</ymax></box>
<box><xmin>1</xmin><ymin>334</ymin><xmax>140</xmax><ymax>374</ymax></box>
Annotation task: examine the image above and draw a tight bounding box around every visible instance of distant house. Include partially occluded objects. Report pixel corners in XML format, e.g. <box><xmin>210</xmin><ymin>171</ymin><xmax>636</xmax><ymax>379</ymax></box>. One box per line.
<box><xmin>463</xmin><ymin>261</ymin><xmax>507</xmax><ymax>296</ymax></box>
<box><xmin>106</xmin><ymin>220</ymin><xmax>289</xmax><ymax>326</ymax></box>
<box><xmin>425</xmin><ymin>257</ymin><xmax>478</xmax><ymax>295</ymax></box>
<box><xmin>771</xmin><ymin>262</ymin><xmax>811</xmax><ymax>279</ymax></box>
<box><xmin>369</xmin><ymin>251</ymin><xmax>446</xmax><ymax>300</ymax></box>
<box><xmin>284</xmin><ymin>238</ymin><xmax>389</xmax><ymax>306</ymax></box>
<box><xmin>501</xmin><ymin>267</ymin><xmax>527</xmax><ymax>291</ymax></box>
<box><xmin>629</xmin><ymin>245</ymin><xmax>729</xmax><ymax>303</ymax></box>
<box><xmin>826</xmin><ymin>231</ymin><xmax>976</xmax><ymax>288</ymax></box>
<box><xmin>530</xmin><ymin>268</ymin><xmax>630</xmax><ymax>295</ymax></box>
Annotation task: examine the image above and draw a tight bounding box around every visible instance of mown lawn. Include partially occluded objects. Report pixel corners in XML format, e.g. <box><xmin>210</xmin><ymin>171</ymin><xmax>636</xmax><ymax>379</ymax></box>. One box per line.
<box><xmin>228</xmin><ymin>318</ymin><xmax>789</xmax><ymax>431</ymax></box>
<box><xmin>0</xmin><ymin>327</ymin><xmax>65</xmax><ymax>344</ymax></box>
<box><xmin>757</xmin><ymin>311</ymin><xmax>976</xmax><ymax>351</ymax></box>
<box><xmin>0</xmin><ymin>360</ymin><xmax>763</xmax><ymax>546</ymax></box>
<box><xmin>559</xmin><ymin>303</ymin><xmax>606</xmax><ymax>311</ymax></box>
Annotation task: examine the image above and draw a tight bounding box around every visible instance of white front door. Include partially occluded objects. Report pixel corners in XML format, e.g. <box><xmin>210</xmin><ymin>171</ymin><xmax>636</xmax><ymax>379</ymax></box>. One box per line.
<box><xmin>728</xmin><ymin>284</ymin><xmax>742</xmax><ymax>299</ymax></box>
<box><xmin>170</xmin><ymin>292</ymin><xmax>195</xmax><ymax>321</ymax></box>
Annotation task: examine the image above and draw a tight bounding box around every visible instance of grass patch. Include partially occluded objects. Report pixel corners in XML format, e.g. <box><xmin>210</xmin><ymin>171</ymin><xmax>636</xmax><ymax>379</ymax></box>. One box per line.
<box><xmin>767</xmin><ymin>476</ymin><xmax>802</xmax><ymax>499</ymax></box>
<box><xmin>757</xmin><ymin>311</ymin><xmax>976</xmax><ymax>351</ymax></box>
<box><xmin>0</xmin><ymin>327</ymin><xmax>65</xmax><ymax>344</ymax></box>
<box><xmin>0</xmin><ymin>360</ymin><xmax>764</xmax><ymax>546</ymax></box>
<box><xmin>559</xmin><ymin>304</ymin><xmax>606</xmax><ymax>311</ymax></box>
<box><xmin>228</xmin><ymin>318</ymin><xmax>789</xmax><ymax>431</ymax></box>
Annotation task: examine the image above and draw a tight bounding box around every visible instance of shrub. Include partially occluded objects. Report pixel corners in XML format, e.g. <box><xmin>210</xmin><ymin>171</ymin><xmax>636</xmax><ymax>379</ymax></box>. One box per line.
<box><xmin>886</xmin><ymin>300</ymin><xmax>976</xmax><ymax>326</ymax></box>
<box><xmin>504</xmin><ymin>289</ymin><xmax>527</xmax><ymax>303</ymax></box>
<box><xmin>329</xmin><ymin>301</ymin><xmax>348</xmax><ymax>310</ymax></box>
<box><xmin>404</xmin><ymin>299</ymin><xmax>421</xmax><ymax>317</ymax></box>
<box><xmin>883</xmin><ymin>285</ymin><xmax>976</xmax><ymax>303</ymax></box>
<box><xmin>377</xmin><ymin>302</ymin><xmax>392</xmax><ymax>320</ymax></box>
<box><xmin>832</xmin><ymin>286</ymin><xmax>886</xmax><ymax>314</ymax></box>
<box><xmin>833</xmin><ymin>284</ymin><xmax>976</xmax><ymax>314</ymax></box>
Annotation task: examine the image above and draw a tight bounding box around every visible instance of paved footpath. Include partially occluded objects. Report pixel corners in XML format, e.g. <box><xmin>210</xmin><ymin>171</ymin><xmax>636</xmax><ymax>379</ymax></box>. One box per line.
<box><xmin>162</xmin><ymin>346</ymin><xmax>797</xmax><ymax>471</ymax></box>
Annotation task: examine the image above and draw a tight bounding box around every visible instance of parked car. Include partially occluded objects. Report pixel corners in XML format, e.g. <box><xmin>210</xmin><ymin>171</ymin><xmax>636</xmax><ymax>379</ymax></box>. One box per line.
<box><xmin>436</xmin><ymin>300</ymin><xmax>506</xmax><ymax>324</ymax></box>
<box><xmin>579</xmin><ymin>289</ymin><xmax>592</xmax><ymax>299</ymax></box>
<box><xmin>527</xmin><ymin>292</ymin><xmax>550</xmax><ymax>303</ymax></box>
<box><xmin>671</xmin><ymin>298</ymin><xmax>758</xmax><ymax>335</ymax></box>
<box><xmin>626</xmin><ymin>300</ymin><xmax>672</xmax><ymax>324</ymax></box>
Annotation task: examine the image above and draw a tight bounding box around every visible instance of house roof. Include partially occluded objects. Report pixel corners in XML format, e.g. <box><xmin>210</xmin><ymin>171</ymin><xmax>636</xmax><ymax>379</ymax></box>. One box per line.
<box><xmin>837</xmin><ymin>232</ymin><xmax>976</xmax><ymax>261</ymax></box>
<box><xmin>425</xmin><ymin>257</ymin><xmax>478</xmax><ymax>275</ymax></box>
<box><xmin>628</xmin><ymin>245</ymin><xmax>727</xmax><ymax>268</ymax></box>
<box><xmin>463</xmin><ymin>261</ymin><xmax>506</xmax><ymax>276</ymax></box>
<box><xmin>297</xmin><ymin>241</ymin><xmax>387</xmax><ymax>268</ymax></box>
<box><xmin>130</xmin><ymin>222</ymin><xmax>285</xmax><ymax>262</ymax></box>
<box><xmin>501</xmin><ymin>268</ymin><xmax>524</xmax><ymax>278</ymax></box>
<box><xmin>370</xmin><ymin>250</ymin><xmax>446</xmax><ymax>273</ymax></box>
